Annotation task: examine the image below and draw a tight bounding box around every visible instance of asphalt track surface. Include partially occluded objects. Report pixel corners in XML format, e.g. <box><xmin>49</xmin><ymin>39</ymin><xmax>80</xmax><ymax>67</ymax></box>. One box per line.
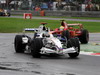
<box><xmin>0</xmin><ymin>16</ymin><xmax>100</xmax><ymax>75</ymax></box>
<box><xmin>0</xmin><ymin>33</ymin><xmax>100</xmax><ymax>75</ymax></box>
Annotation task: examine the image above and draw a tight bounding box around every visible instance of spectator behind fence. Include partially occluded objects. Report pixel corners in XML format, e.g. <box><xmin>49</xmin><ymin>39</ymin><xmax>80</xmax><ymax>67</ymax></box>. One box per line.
<box><xmin>48</xmin><ymin>1</ymin><xmax>53</xmax><ymax>10</ymax></box>
<box><xmin>35</xmin><ymin>6</ymin><xmax>41</xmax><ymax>11</ymax></box>
<box><xmin>41</xmin><ymin>2</ymin><xmax>48</xmax><ymax>10</ymax></box>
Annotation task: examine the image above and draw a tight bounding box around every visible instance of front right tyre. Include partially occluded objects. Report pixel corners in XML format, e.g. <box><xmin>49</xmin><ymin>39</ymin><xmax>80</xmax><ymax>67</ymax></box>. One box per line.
<box><xmin>67</xmin><ymin>37</ymin><xmax>80</xmax><ymax>58</ymax></box>
<box><xmin>14</xmin><ymin>35</ymin><xmax>26</xmax><ymax>53</ymax></box>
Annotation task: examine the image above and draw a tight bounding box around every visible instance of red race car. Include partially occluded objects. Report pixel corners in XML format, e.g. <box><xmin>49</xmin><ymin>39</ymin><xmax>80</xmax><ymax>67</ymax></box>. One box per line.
<box><xmin>50</xmin><ymin>20</ymin><xmax>89</xmax><ymax>44</ymax></box>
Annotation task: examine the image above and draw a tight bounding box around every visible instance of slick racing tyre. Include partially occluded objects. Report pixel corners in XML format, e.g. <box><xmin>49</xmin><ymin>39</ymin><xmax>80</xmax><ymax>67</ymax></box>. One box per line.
<box><xmin>14</xmin><ymin>35</ymin><xmax>26</xmax><ymax>53</ymax></box>
<box><xmin>67</xmin><ymin>37</ymin><xmax>80</xmax><ymax>58</ymax></box>
<box><xmin>78</xmin><ymin>29</ymin><xmax>89</xmax><ymax>44</ymax></box>
<box><xmin>31</xmin><ymin>38</ymin><xmax>43</xmax><ymax>58</ymax></box>
<box><xmin>62</xmin><ymin>30</ymin><xmax>70</xmax><ymax>40</ymax></box>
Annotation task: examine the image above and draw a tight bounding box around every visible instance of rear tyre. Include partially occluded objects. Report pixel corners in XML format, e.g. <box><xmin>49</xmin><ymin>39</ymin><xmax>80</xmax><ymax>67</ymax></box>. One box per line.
<box><xmin>67</xmin><ymin>38</ymin><xmax>80</xmax><ymax>58</ymax></box>
<box><xmin>62</xmin><ymin>30</ymin><xmax>70</xmax><ymax>40</ymax></box>
<box><xmin>14</xmin><ymin>35</ymin><xmax>26</xmax><ymax>53</ymax></box>
<box><xmin>78</xmin><ymin>29</ymin><xmax>89</xmax><ymax>44</ymax></box>
<box><xmin>31</xmin><ymin>38</ymin><xmax>43</xmax><ymax>58</ymax></box>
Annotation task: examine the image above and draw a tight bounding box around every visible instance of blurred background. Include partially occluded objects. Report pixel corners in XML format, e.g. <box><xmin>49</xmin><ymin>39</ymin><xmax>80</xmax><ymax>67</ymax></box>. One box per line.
<box><xmin>0</xmin><ymin>0</ymin><xmax>100</xmax><ymax>11</ymax></box>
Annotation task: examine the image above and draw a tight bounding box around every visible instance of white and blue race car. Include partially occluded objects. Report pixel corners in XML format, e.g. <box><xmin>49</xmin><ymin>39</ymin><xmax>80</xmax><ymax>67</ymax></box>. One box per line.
<box><xmin>14</xmin><ymin>23</ymin><xmax>80</xmax><ymax>58</ymax></box>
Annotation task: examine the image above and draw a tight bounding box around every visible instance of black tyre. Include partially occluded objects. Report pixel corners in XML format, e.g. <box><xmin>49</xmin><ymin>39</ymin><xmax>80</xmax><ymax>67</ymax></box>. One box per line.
<box><xmin>62</xmin><ymin>30</ymin><xmax>70</xmax><ymax>40</ymax></box>
<box><xmin>78</xmin><ymin>29</ymin><xmax>89</xmax><ymax>44</ymax></box>
<box><xmin>67</xmin><ymin>38</ymin><xmax>80</xmax><ymax>58</ymax></box>
<box><xmin>7</xmin><ymin>13</ymin><xmax>11</xmax><ymax>17</ymax></box>
<box><xmin>14</xmin><ymin>35</ymin><xmax>26</xmax><ymax>53</ymax></box>
<box><xmin>31</xmin><ymin>38</ymin><xmax>43</xmax><ymax>58</ymax></box>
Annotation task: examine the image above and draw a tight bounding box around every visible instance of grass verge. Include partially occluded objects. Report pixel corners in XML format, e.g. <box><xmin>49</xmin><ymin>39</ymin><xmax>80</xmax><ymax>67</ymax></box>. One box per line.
<box><xmin>0</xmin><ymin>17</ymin><xmax>100</xmax><ymax>33</ymax></box>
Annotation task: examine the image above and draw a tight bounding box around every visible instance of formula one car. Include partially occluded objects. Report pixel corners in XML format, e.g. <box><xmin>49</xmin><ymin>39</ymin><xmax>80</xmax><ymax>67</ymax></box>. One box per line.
<box><xmin>51</xmin><ymin>20</ymin><xmax>89</xmax><ymax>44</ymax></box>
<box><xmin>14</xmin><ymin>23</ymin><xmax>80</xmax><ymax>58</ymax></box>
<box><xmin>0</xmin><ymin>8</ymin><xmax>11</xmax><ymax>17</ymax></box>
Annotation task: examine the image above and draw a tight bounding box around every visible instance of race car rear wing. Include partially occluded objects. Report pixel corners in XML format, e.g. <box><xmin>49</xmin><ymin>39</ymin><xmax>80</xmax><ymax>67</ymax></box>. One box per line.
<box><xmin>67</xmin><ymin>23</ymin><xmax>83</xmax><ymax>29</ymax></box>
<box><xmin>67</xmin><ymin>23</ymin><xmax>82</xmax><ymax>26</ymax></box>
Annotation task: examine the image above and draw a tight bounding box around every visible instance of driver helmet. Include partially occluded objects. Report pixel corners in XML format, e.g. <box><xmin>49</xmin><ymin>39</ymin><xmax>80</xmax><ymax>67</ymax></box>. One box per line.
<box><xmin>60</xmin><ymin>26</ymin><xmax>64</xmax><ymax>30</ymax></box>
<box><xmin>42</xmin><ymin>32</ymin><xmax>50</xmax><ymax>37</ymax></box>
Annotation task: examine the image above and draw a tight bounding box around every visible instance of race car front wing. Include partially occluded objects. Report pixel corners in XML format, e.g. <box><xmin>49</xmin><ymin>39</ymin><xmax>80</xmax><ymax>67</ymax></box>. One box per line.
<box><xmin>40</xmin><ymin>47</ymin><xmax>76</xmax><ymax>54</ymax></box>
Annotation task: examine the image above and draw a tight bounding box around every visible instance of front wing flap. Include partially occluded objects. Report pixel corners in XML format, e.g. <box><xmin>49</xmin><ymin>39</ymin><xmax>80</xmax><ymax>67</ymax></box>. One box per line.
<box><xmin>40</xmin><ymin>47</ymin><xmax>76</xmax><ymax>54</ymax></box>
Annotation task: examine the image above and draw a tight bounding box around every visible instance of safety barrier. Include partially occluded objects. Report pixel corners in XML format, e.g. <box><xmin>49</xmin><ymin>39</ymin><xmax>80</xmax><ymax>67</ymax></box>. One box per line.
<box><xmin>11</xmin><ymin>10</ymin><xmax>100</xmax><ymax>17</ymax></box>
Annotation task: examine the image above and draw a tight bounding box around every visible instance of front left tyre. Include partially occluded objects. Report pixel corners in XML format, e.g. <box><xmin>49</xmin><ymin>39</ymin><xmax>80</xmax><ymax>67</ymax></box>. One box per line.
<box><xmin>78</xmin><ymin>29</ymin><xmax>89</xmax><ymax>44</ymax></box>
<box><xmin>31</xmin><ymin>38</ymin><xmax>43</xmax><ymax>58</ymax></box>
